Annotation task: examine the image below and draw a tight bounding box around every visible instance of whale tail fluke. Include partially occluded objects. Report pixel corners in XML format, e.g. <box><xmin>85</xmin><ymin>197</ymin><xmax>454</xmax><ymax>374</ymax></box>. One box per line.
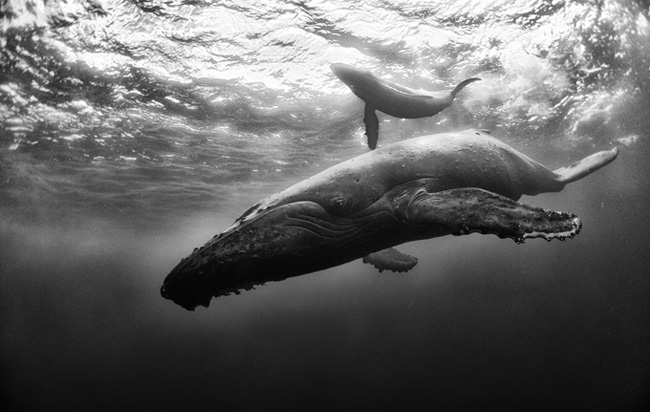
<box><xmin>450</xmin><ymin>77</ymin><xmax>481</xmax><ymax>98</ymax></box>
<box><xmin>554</xmin><ymin>147</ymin><xmax>619</xmax><ymax>184</ymax></box>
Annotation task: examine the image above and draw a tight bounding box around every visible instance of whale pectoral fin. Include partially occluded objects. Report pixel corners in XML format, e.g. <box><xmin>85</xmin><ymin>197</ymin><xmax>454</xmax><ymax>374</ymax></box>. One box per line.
<box><xmin>363</xmin><ymin>248</ymin><xmax>418</xmax><ymax>273</ymax></box>
<box><xmin>553</xmin><ymin>147</ymin><xmax>618</xmax><ymax>184</ymax></box>
<box><xmin>398</xmin><ymin>187</ymin><xmax>581</xmax><ymax>243</ymax></box>
<box><xmin>363</xmin><ymin>104</ymin><xmax>379</xmax><ymax>149</ymax></box>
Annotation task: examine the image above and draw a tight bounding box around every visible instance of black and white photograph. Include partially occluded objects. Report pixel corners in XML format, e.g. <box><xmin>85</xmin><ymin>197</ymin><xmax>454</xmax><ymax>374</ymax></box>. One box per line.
<box><xmin>1</xmin><ymin>1</ymin><xmax>649</xmax><ymax>410</ymax></box>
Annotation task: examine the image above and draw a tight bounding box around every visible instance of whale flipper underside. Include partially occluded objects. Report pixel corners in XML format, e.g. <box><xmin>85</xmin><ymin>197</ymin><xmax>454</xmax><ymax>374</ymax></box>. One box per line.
<box><xmin>396</xmin><ymin>187</ymin><xmax>581</xmax><ymax>243</ymax></box>
<box><xmin>363</xmin><ymin>104</ymin><xmax>379</xmax><ymax>150</ymax></box>
<box><xmin>362</xmin><ymin>186</ymin><xmax>582</xmax><ymax>273</ymax></box>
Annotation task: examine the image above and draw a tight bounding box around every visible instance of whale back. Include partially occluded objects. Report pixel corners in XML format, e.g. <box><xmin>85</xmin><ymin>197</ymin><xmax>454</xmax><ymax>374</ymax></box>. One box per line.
<box><xmin>394</xmin><ymin>130</ymin><xmax>564</xmax><ymax>199</ymax></box>
<box><xmin>304</xmin><ymin>129</ymin><xmax>563</xmax><ymax>202</ymax></box>
<box><xmin>227</xmin><ymin>130</ymin><xmax>562</xmax><ymax>233</ymax></box>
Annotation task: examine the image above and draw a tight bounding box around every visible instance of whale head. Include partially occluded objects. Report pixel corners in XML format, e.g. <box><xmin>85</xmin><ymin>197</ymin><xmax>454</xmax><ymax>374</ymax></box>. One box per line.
<box><xmin>160</xmin><ymin>197</ymin><xmax>398</xmax><ymax>310</ymax></box>
<box><xmin>330</xmin><ymin>63</ymin><xmax>377</xmax><ymax>96</ymax></box>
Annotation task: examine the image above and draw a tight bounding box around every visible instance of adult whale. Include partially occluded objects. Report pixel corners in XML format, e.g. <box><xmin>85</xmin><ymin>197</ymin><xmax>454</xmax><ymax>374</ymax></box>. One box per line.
<box><xmin>161</xmin><ymin>130</ymin><xmax>618</xmax><ymax>310</ymax></box>
<box><xmin>331</xmin><ymin>63</ymin><xmax>480</xmax><ymax>149</ymax></box>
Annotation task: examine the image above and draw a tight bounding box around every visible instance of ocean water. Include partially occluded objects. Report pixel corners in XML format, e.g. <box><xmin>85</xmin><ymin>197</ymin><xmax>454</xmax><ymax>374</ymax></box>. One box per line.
<box><xmin>1</xmin><ymin>0</ymin><xmax>649</xmax><ymax>410</ymax></box>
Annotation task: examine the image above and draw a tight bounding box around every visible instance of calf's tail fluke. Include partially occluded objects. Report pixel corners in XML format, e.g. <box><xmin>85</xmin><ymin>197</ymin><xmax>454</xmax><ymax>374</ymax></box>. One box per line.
<box><xmin>450</xmin><ymin>77</ymin><xmax>481</xmax><ymax>98</ymax></box>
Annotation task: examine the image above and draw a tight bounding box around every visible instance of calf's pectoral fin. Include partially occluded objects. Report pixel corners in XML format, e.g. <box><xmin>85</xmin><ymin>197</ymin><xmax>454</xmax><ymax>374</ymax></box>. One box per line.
<box><xmin>363</xmin><ymin>104</ymin><xmax>379</xmax><ymax>149</ymax></box>
<box><xmin>363</xmin><ymin>248</ymin><xmax>418</xmax><ymax>273</ymax></box>
<box><xmin>400</xmin><ymin>187</ymin><xmax>581</xmax><ymax>243</ymax></box>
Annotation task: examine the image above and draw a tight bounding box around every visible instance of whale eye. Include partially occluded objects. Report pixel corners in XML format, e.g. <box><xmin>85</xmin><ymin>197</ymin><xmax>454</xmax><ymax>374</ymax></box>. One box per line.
<box><xmin>329</xmin><ymin>197</ymin><xmax>346</xmax><ymax>213</ymax></box>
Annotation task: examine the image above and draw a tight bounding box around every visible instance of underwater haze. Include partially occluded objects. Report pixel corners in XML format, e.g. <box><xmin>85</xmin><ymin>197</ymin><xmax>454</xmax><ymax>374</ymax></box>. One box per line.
<box><xmin>1</xmin><ymin>0</ymin><xmax>649</xmax><ymax>410</ymax></box>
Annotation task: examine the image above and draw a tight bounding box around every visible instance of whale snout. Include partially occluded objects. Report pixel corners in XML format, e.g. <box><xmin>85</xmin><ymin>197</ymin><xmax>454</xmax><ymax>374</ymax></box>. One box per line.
<box><xmin>161</xmin><ymin>260</ymin><xmax>216</xmax><ymax>310</ymax></box>
<box><xmin>330</xmin><ymin>63</ymin><xmax>351</xmax><ymax>77</ymax></box>
<box><xmin>330</xmin><ymin>63</ymin><xmax>365</xmax><ymax>87</ymax></box>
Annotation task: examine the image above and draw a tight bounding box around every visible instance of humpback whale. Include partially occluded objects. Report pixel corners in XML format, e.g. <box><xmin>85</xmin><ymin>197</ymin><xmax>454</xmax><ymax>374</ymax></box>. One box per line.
<box><xmin>331</xmin><ymin>63</ymin><xmax>480</xmax><ymax>149</ymax></box>
<box><xmin>161</xmin><ymin>130</ymin><xmax>618</xmax><ymax>310</ymax></box>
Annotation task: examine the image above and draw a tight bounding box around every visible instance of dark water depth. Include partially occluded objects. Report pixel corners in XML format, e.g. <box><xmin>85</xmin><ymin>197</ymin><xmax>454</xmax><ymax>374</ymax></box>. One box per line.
<box><xmin>1</xmin><ymin>0</ymin><xmax>650</xmax><ymax>411</ymax></box>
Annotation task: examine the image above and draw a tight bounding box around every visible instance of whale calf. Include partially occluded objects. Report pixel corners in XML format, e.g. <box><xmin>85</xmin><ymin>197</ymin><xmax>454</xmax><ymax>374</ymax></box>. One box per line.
<box><xmin>331</xmin><ymin>63</ymin><xmax>480</xmax><ymax>149</ymax></box>
<box><xmin>161</xmin><ymin>130</ymin><xmax>618</xmax><ymax>310</ymax></box>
